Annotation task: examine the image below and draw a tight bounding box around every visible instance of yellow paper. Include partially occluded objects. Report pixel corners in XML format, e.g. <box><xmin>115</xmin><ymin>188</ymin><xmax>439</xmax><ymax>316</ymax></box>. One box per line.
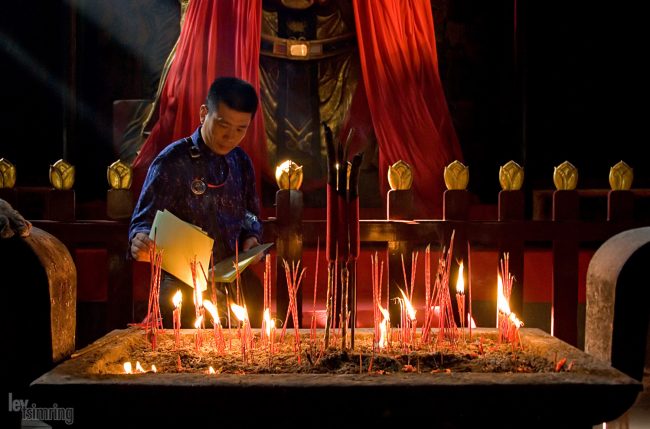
<box><xmin>150</xmin><ymin>210</ymin><xmax>214</xmax><ymax>291</ymax></box>
<box><xmin>209</xmin><ymin>243</ymin><xmax>273</xmax><ymax>283</ymax></box>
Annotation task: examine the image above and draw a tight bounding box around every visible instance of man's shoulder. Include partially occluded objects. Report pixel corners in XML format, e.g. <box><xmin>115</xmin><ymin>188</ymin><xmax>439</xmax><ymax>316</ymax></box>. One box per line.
<box><xmin>154</xmin><ymin>138</ymin><xmax>193</xmax><ymax>163</ymax></box>
<box><xmin>229</xmin><ymin>146</ymin><xmax>253</xmax><ymax>164</ymax></box>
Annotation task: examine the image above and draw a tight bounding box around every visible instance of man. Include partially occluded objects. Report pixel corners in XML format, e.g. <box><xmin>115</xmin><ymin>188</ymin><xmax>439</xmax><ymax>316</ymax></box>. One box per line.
<box><xmin>129</xmin><ymin>77</ymin><xmax>263</xmax><ymax>328</ymax></box>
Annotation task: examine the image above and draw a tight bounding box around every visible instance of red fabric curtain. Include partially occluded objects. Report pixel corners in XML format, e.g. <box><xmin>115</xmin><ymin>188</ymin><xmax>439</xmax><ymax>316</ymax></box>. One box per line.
<box><xmin>351</xmin><ymin>0</ymin><xmax>463</xmax><ymax>218</ymax></box>
<box><xmin>132</xmin><ymin>0</ymin><xmax>266</xmax><ymax>197</ymax></box>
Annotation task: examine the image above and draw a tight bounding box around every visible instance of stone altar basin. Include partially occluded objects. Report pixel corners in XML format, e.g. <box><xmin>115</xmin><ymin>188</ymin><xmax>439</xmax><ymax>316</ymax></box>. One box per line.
<box><xmin>30</xmin><ymin>328</ymin><xmax>641</xmax><ymax>428</ymax></box>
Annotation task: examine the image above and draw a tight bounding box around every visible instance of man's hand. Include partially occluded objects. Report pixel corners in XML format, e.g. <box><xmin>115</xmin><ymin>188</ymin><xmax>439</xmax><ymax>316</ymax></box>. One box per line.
<box><xmin>241</xmin><ymin>236</ymin><xmax>264</xmax><ymax>264</ymax></box>
<box><xmin>0</xmin><ymin>198</ymin><xmax>31</xmax><ymax>239</ymax></box>
<box><xmin>131</xmin><ymin>232</ymin><xmax>153</xmax><ymax>262</ymax></box>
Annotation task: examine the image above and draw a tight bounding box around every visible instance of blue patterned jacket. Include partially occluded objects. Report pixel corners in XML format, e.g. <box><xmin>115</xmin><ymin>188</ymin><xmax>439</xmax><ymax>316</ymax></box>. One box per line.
<box><xmin>129</xmin><ymin>127</ymin><xmax>262</xmax><ymax>261</ymax></box>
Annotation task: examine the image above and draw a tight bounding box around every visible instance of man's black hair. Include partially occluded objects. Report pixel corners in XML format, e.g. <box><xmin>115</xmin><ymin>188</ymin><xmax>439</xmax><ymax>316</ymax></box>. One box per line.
<box><xmin>206</xmin><ymin>77</ymin><xmax>258</xmax><ymax>118</ymax></box>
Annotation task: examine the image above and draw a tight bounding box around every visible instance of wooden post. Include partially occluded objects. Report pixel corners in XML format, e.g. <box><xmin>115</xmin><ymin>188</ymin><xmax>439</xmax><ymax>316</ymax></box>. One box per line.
<box><xmin>607</xmin><ymin>190</ymin><xmax>634</xmax><ymax>222</ymax></box>
<box><xmin>552</xmin><ymin>190</ymin><xmax>579</xmax><ymax>345</ymax></box>
<box><xmin>275</xmin><ymin>189</ymin><xmax>303</xmax><ymax>327</ymax></box>
<box><xmin>107</xmin><ymin>189</ymin><xmax>134</xmax><ymax>220</ymax></box>
<box><xmin>443</xmin><ymin>189</ymin><xmax>470</xmax><ymax>326</ymax></box>
<box><xmin>498</xmin><ymin>190</ymin><xmax>525</xmax><ymax>316</ymax></box>
<box><xmin>387</xmin><ymin>189</ymin><xmax>413</xmax><ymax>323</ymax></box>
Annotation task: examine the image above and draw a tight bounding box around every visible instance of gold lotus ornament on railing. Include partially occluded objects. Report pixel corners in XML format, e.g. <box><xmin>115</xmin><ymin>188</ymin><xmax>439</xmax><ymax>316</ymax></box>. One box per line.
<box><xmin>443</xmin><ymin>160</ymin><xmax>469</xmax><ymax>190</ymax></box>
<box><xmin>49</xmin><ymin>159</ymin><xmax>75</xmax><ymax>190</ymax></box>
<box><xmin>275</xmin><ymin>160</ymin><xmax>303</xmax><ymax>190</ymax></box>
<box><xmin>0</xmin><ymin>158</ymin><xmax>16</xmax><ymax>188</ymax></box>
<box><xmin>609</xmin><ymin>161</ymin><xmax>633</xmax><ymax>191</ymax></box>
<box><xmin>387</xmin><ymin>160</ymin><xmax>413</xmax><ymax>190</ymax></box>
<box><xmin>553</xmin><ymin>161</ymin><xmax>578</xmax><ymax>191</ymax></box>
<box><xmin>499</xmin><ymin>160</ymin><xmax>524</xmax><ymax>191</ymax></box>
<box><xmin>107</xmin><ymin>160</ymin><xmax>133</xmax><ymax>190</ymax></box>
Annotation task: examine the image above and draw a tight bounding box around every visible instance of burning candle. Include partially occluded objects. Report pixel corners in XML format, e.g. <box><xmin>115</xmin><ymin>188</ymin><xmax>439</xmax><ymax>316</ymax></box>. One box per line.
<box><xmin>172</xmin><ymin>290</ymin><xmax>182</xmax><ymax>349</ymax></box>
<box><xmin>263</xmin><ymin>308</ymin><xmax>275</xmax><ymax>367</ymax></box>
<box><xmin>496</xmin><ymin>273</ymin><xmax>524</xmax><ymax>345</ymax></box>
<box><xmin>398</xmin><ymin>288</ymin><xmax>417</xmax><ymax>349</ymax></box>
<box><xmin>230</xmin><ymin>303</ymin><xmax>251</xmax><ymax>362</ymax></box>
<box><xmin>378</xmin><ymin>305</ymin><xmax>390</xmax><ymax>350</ymax></box>
<box><xmin>202</xmin><ymin>299</ymin><xmax>224</xmax><ymax>353</ymax></box>
<box><xmin>455</xmin><ymin>261</ymin><xmax>466</xmax><ymax>337</ymax></box>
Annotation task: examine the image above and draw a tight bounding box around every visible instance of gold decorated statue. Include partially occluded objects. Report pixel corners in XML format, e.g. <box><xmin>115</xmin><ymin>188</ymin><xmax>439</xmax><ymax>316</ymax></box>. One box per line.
<box><xmin>609</xmin><ymin>161</ymin><xmax>633</xmax><ymax>191</ymax></box>
<box><xmin>107</xmin><ymin>160</ymin><xmax>133</xmax><ymax>190</ymax></box>
<box><xmin>499</xmin><ymin>160</ymin><xmax>524</xmax><ymax>191</ymax></box>
<box><xmin>387</xmin><ymin>160</ymin><xmax>413</xmax><ymax>190</ymax></box>
<box><xmin>275</xmin><ymin>160</ymin><xmax>303</xmax><ymax>190</ymax></box>
<box><xmin>0</xmin><ymin>158</ymin><xmax>16</xmax><ymax>189</ymax></box>
<box><xmin>553</xmin><ymin>161</ymin><xmax>578</xmax><ymax>191</ymax></box>
<box><xmin>49</xmin><ymin>159</ymin><xmax>75</xmax><ymax>190</ymax></box>
<box><xmin>443</xmin><ymin>160</ymin><xmax>469</xmax><ymax>190</ymax></box>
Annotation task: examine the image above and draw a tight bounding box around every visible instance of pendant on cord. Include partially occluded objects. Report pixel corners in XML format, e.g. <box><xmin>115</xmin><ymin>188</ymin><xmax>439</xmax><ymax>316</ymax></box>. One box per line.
<box><xmin>191</xmin><ymin>177</ymin><xmax>226</xmax><ymax>195</ymax></box>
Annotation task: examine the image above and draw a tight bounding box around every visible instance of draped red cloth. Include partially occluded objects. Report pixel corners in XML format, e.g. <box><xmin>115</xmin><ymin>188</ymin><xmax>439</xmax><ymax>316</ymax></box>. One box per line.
<box><xmin>131</xmin><ymin>0</ymin><xmax>266</xmax><ymax>198</ymax></box>
<box><xmin>348</xmin><ymin>0</ymin><xmax>463</xmax><ymax>218</ymax></box>
<box><xmin>132</xmin><ymin>1</ymin><xmax>459</xmax><ymax>219</ymax></box>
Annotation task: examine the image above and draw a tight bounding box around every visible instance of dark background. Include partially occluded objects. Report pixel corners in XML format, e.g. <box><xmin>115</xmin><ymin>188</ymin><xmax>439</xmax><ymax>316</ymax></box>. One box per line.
<box><xmin>1</xmin><ymin>0</ymin><xmax>646</xmax><ymax>214</ymax></box>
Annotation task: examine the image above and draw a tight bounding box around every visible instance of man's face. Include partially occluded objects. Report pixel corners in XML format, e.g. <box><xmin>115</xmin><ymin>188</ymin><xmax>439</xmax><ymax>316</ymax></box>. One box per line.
<box><xmin>200</xmin><ymin>102</ymin><xmax>252</xmax><ymax>155</ymax></box>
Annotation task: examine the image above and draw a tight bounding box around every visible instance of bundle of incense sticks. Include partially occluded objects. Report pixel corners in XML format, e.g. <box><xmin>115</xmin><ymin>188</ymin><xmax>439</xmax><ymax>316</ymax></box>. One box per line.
<box><xmin>497</xmin><ymin>252</ymin><xmax>524</xmax><ymax>346</ymax></box>
<box><xmin>371</xmin><ymin>252</ymin><xmax>386</xmax><ymax>349</ymax></box>
<box><xmin>309</xmin><ymin>238</ymin><xmax>320</xmax><ymax>347</ymax></box>
<box><xmin>399</xmin><ymin>252</ymin><xmax>419</xmax><ymax>348</ymax></box>
<box><xmin>190</xmin><ymin>258</ymin><xmax>205</xmax><ymax>351</ymax></box>
<box><xmin>322</xmin><ymin>122</ymin><xmax>363</xmax><ymax>350</ymax></box>
<box><xmin>145</xmin><ymin>235</ymin><xmax>164</xmax><ymax>351</ymax></box>
<box><xmin>280</xmin><ymin>259</ymin><xmax>306</xmax><ymax>362</ymax></box>
<box><xmin>421</xmin><ymin>231</ymin><xmax>458</xmax><ymax>344</ymax></box>
<box><xmin>262</xmin><ymin>253</ymin><xmax>272</xmax><ymax>344</ymax></box>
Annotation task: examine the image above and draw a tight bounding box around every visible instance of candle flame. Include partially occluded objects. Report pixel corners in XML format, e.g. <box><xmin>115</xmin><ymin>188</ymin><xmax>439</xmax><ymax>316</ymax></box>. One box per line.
<box><xmin>509</xmin><ymin>312</ymin><xmax>524</xmax><ymax>328</ymax></box>
<box><xmin>208</xmin><ymin>366</ymin><xmax>216</xmax><ymax>374</ymax></box>
<box><xmin>135</xmin><ymin>361</ymin><xmax>145</xmax><ymax>373</ymax></box>
<box><xmin>456</xmin><ymin>261</ymin><xmax>465</xmax><ymax>294</ymax></box>
<box><xmin>263</xmin><ymin>308</ymin><xmax>274</xmax><ymax>336</ymax></box>
<box><xmin>172</xmin><ymin>290</ymin><xmax>182</xmax><ymax>308</ymax></box>
<box><xmin>497</xmin><ymin>274</ymin><xmax>511</xmax><ymax>315</ymax></box>
<box><xmin>230</xmin><ymin>303</ymin><xmax>248</xmax><ymax>322</ymax></box>
<box><xmin>497</xmin><ymin>273</ymin><xmax>525</xmax><ymax>329</ymax></box>
<box><xmin>151</xmin><ymin>364</ymin><xmax>157</xmax><ymax>373</ymax></box>
<box><xmin>123</xmin><ymin>362</ymin><xmax>132</xmax><ymax>374</ymax></box>
<box><xmin>379</xmin><ymin>305</ymin><xmax>390</xmax><ymax>321</ymax></box>
<box><xmin>379</xmin><ymin>321</ymin><xmax>388</xmax><ymax>349</ymax></box>
<box><xmin>202</xmin><ymin>299</ymin><xmax>219</xmax><ymax>324</ymax></box>
<box><xmin>194</xmin><ymin>314</ymin><xmax>204</xmax><ymax>329</ymax></box>
<box><xmin>399</xmin><ymin>288</ymin><xmax>416</xmax><ymax>321</ymax></box>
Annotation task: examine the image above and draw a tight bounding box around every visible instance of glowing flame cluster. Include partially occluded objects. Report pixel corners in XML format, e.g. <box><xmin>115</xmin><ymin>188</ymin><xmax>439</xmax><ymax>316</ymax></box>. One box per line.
<box><xmin>399</xmin><ymin>289</ymin><xmax>417</xmax><ymax>321</ymax></box>
<box><xmin>202</xmin><ymin>299</ymin><xmax>219</xmax><ymax>325</ymax></box>
<box><xmin>456</xmin><ymin>261</ymin><xmax>465</xmax><ymax>294</ymax></box>
<box><xmin>194</xmin><ymin>314</ymin><xmax>204</xmax><ymax>329</ymax></box>
<box><xmin>230</xmin><ymin>303</ymin><xmax>248</xmax><ymax>322</ymax></box>
<box><xmin>263</xmin><ymin>308</ymin><xmax>274</xmax><ymax>337</ymax></box>
<box><xmin>172</xmin><ymin>290</ymin><xmax>182</xmax><ymax>308</ymax></box>
<box><xmin>123</xmin><ymin>361</ymin><xmax>156</xmax><ymax>374</ymax></box>
<box><xmin>497</xmin><ymin>274</ymin><xmax>523</xmax><ymax>329</ymax></box>
<box><xmin>378</xmin><ymin>305</ymin><xmax>390</xmax><ymax>349</ymax></box>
